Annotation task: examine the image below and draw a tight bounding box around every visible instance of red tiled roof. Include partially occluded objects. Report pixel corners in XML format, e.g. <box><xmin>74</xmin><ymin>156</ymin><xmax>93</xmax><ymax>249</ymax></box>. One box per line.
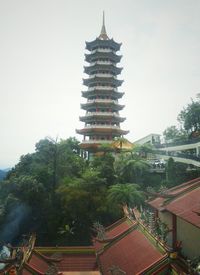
<box><xmin>93</xmin><ymin>218</ymin><xmax>136</xmax><ymax>252</ymax></box>
<box><xmin>23</xmin><ymin>263</ymin><xmax>45</xmax><ymax>275</ymax></box>
<box><xmin>35</xmin><ymin>247</ymin><xmax>98</xmax><ymax>272</ymax></box>
<box><xmin>57</xmin><ymin>254</ymin><xmax>98</xmax><ymax>271</ymax></box>
<box><xmin>106</xmin><ymin>220</ymin><xmax>132</xmax><ymax>239</ymax></box>
<box><xmin>93</xmin><ymin>238</ymin><xmax>104</xmax><ymax>252</ymax></box>
<box><xmin>21</xmin><ymin>268</ymin><xmax>32</xmax><ymax>275</ymax></box>
<box><xmin>165</xmin><ymin>188</ymin><xmax>200</xmax><ymax>227</ymax></box>
<box><xmin>28</xmin><ymin>252</ymin><xmax>50</xmax><ymax>273</ymax></box>
<box><xmin>148</xmin><ymin>178</ymin><xmax>200</xmax><ymax>228</ymax></box>
<box><xmin>99</xmin><ymin>228</ymin><xmax>166</xmax><ymax>274</ymax></box>
<box><xmin>168</xmin><ymin>177</ymin><xmax>200</xmax><ymax>195</ymax></box>
<box><xmin>148</xmin><ymin>197</ymin><xmax>165</xmax><ymax>209</ymax></box>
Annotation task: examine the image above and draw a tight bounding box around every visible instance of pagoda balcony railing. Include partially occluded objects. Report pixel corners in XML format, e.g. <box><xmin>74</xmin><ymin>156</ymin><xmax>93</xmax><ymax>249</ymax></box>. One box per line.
<box><xmin>90</xmin><ymin>61</ymin><xmax>115</xmax><ymax>66</ymax></box>
<box><xmin>88</xmin><ymin>86</ymin><xmax>118</xmax><ymax>91</ymax></box>
<box><xmin>91</xmin><ymin>48</ymin><xmax>113</xmax><ymax>54</ymax></box>
<box><xmin>88</xmin><ymin>73</ymin><xmax>117</xmax><ymax>79</ymax></box>
<box><xmin>81</xmin><ymin>139</ymin><xmax>113</xmax><ymax>144</ymax></box>
<box><xmin>83</xmin><ymin>125</ymin><xmax>121</xmax><ymax>130</ymax></box>
<box><xmin>86</xmin><ymin>99</ymin><xmax>118</xmax><ymax>104</ymax></box>
<box><xmin>85</xmin><ymin>111</ymin><xmax>120</xmax><ymax>117</ymax></box>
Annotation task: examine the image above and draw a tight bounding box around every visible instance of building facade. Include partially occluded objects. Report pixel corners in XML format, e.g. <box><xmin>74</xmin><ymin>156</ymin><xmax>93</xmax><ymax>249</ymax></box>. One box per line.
<box><xmin>134</xmin><ymin>133</ymin><xmax>161</xmax><ymax>146</ymax></box>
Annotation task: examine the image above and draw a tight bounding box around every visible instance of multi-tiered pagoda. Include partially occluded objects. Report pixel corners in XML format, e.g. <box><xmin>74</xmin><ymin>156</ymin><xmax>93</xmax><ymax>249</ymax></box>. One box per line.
<box><xmin>76</xmin><ymin>14</ymin><xmax>129</xmax><ymax>155</ymax></box>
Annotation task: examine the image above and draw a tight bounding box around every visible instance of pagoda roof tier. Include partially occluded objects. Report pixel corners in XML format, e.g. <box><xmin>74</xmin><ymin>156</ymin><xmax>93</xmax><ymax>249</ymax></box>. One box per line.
<box><xmin>85</xmin><ymin>52</ymin><xmax>122</xmax><ymax>63</ymax></box>
<box><xmin>86</xmin><ymin>38</ymin><xmax>121</xmax><ymax>52</ymax></box>
<box><xmin>84</xmin><ymin>64</ymin><xmax>123</xmax><ymax>75</ymax></box>
<box><xmin>82</xmin><ymin>88</ymin><xmax>124</xmax><ymax>99</ymax></box>
<box><xmin>76</xmin><ymin>126</ymin><xmax>129</xmax><ymax>135</ymax></box>
<box><xmin>83</xmin><ymin>76</ymin><xmax>123</xmax><ymax>87</ymax></box>
<box><xmin>81</xmin><ymin>99</ymin><xmax>125</xmax><ymax>111</ymax></box>
<box><xmin>80</xmin><ymin>139</ymin><xmax>118</xmax><ymax>150</ymax></box>
<box><xmin>79</xmin><ymin>112</ymin><xmax>126</xmax><ymax>123</ymax></box>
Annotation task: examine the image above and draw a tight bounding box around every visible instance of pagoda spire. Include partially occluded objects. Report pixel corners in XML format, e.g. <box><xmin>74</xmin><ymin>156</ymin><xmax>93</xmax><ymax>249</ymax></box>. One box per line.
<box><xmin>99</xmin><ymin>11</ymin><xmax>109</xmax><ymax>40</ymax></box>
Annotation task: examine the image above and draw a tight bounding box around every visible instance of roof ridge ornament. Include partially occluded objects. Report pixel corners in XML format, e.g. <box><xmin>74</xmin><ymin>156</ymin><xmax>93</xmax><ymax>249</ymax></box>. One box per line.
<box><xmin>99</xmin><ymin>11</ymin><xmax>109</xmax><ymax>40</ymax></box>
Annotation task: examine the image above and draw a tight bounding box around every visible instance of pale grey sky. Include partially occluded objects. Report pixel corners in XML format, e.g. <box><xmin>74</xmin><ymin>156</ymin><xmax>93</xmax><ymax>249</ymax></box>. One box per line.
<box><xmin>0</xmin><ymin>0</ymin><xmax>199</xmax><ymax>168</ymax></box>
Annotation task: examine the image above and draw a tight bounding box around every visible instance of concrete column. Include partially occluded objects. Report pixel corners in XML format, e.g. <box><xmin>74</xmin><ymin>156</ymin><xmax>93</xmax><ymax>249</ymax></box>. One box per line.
<box><xmin>196</xmin><ymin>146</ymin><xmax>200</xmax><ymax>156</ymax></box>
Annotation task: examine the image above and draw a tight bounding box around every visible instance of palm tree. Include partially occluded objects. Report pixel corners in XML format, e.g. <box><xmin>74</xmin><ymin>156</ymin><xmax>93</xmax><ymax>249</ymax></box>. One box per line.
<box><xmin>114</xmin><ymin>154</ymin><xmax>150</xmax><ymax>184</ymax></box>
<box><xmin>107</xmin><ymin>183</ymin><xmax>144</xmax><ymax>208</ymax></box>
<box><xmin>125</xmin><ymin>158</ymin><xmax>150</xmax><ymax>183</ymax></box>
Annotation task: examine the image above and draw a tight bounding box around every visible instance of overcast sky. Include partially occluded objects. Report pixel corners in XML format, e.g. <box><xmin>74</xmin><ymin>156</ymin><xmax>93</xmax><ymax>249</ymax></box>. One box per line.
<box><xmin>0</xmin><ymin>0</ymin><xmax>200</xmax><ymax>168</ymax></box>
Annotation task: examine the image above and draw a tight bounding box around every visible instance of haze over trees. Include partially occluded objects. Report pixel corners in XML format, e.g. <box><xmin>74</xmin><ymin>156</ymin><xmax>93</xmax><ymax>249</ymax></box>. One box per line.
<box><xmin>0</xmin><ymin>170</ymin><xmax>7</xmax><ymax>181</ymax></box>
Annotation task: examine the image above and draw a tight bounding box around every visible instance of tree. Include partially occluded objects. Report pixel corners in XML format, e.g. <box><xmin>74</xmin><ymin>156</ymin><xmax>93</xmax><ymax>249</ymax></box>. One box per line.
<box><xmin>178</xmin><ymin>97</ymin><xmax>200</xmax><ymax>135</ymax></box>
<box><xmin>107</xmin><ymin>183</ymin><xmax>144</xmax><ymax>208</ymax></box>
<box><xmin>56</xmin><ymin>171</ymin><xmax>119</xmax><ymax>245</ymax></box>
<box><xmin>0</xmin><ymin>137</ymin><xmax>89</xmax><ymax>245</ymax></box>
<box><xmin>8</xmin><ymin>137</ymin><xmax>86</xmax><ymax>189</ymax></box>
<box><xmin>90</xmin><ymin>153</ymin><xmax>116</xmax><ymax>185</ymax></box>
<box><xmin>114</xmin><ymin>153</ymin><xmax>150</xmax><ymax>185</ymax></box>
<box><xmin>9</xmin><ymin>175</ymin><xmax>45</xmax><ymax>206</ymax></box>
<box><xmin>164</xmin><ymin>157</ymin><xmax>188</xmax><ymax>187</ymax></box>
<box><xmin>163</xmin><ymin>126</ymin><xmax>180</xmax><ymax>143</ymax></box>
<box><xmin>163</xmin><ymin>126</ymin><xmax>187</xmax><ymax>144</ymax></box>
<box><xmin>132</xmin><ymin>143</ymin><xmax>154</xmax><ymax>158</ymax></box>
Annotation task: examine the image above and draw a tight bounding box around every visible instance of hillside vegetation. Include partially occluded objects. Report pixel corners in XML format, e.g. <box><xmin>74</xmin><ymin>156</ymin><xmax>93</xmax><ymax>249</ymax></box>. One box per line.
<box><xmin>0</xmin><ymin>137</ymin><xmax>197</xmax><ymax>246</ymax></box>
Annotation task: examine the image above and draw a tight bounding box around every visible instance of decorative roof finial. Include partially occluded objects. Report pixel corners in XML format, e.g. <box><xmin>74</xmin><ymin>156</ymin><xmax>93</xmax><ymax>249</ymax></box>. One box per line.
<box><xmin>99</xmin><ymin>11</ymin><xmax>109</xmax><ymax>40</ymax></box>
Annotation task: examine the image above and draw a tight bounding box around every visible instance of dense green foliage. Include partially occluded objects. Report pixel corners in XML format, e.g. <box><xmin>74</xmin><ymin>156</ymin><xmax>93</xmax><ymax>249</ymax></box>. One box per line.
<box><xmin>108</xmin><ymin>184</ymin><xmax>144</xmax><ymax>207</ymax></box>
<box><xmin>0</xmin><ymin>136</ymin><xmax>197</xmax><ymax>246</ymax></box>
<box><xmin>163</xmin><ymin>96</ymin><xmax>200</xmax><ymax>143</ymax></box>
<box><xmin>0</xmin><ymin>138</ymin><xmax>138</xmax><ymax>245</ymax></box>
<box><xmin>163</xmin><ymin>126</ymin><xmax>187</xmax><ymax>144</ymax></box>
<box><xmin>178</xmin><ymin>98</ymin><xmax>200</xmax><ymax>134</ymax></box>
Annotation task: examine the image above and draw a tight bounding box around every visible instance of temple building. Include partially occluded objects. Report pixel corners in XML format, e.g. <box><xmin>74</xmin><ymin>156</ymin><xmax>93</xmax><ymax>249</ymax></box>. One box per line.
<box><xmin>76</xmin><ymin>14</ymin><xmax>129</xmax><ymax>156</ymax></box>
<box><xmin>1</xmin><ymin>178</ymin><xmax>200</xmax><ymax>274</ymax></box>
<box><xmin>147</xmin><ymin>177</ymin><xmax>200</xmax><ymax>260</ymax></box>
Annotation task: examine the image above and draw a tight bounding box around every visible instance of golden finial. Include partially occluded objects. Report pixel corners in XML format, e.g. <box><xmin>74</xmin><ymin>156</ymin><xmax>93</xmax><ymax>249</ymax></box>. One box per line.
<box><xmin>99</xmin><ymin>11</ymin><xmax>109</xmax><ymax>40</ymax></box>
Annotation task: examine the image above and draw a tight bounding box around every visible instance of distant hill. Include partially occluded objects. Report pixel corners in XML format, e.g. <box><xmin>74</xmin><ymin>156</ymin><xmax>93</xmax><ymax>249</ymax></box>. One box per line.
<box><xmin>0</xmin><ymin>168</ymin><xmax>10</xmax><ymax>180</ymax></box>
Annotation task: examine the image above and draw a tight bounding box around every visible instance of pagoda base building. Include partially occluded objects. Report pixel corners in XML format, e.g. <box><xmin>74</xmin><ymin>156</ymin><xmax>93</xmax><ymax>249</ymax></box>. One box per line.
<box><xmin>76</xmin><ymin>14</ymin><xmax>129</xmax><ymax>158</ymax></box>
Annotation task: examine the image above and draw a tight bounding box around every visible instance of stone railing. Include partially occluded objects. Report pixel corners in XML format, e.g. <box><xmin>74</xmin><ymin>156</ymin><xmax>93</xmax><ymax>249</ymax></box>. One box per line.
<box><xmin>88</xmin><ymin>86</ymin><xmax>118</xmax><ymax>91</ymax></box>
<box><xmin>86</xmin><ymin>99</ymin><xmax>118</xmax><ymax>104</ymax></box>
<box><xmin>84</xmin><ymin>111</ymin><xmax>120</xmax><ymax>117</ymax></box>
<box><xmin>83</xmin><ymin>125</ymin><xmax>120</xmax><ymax>130</ymax></box>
